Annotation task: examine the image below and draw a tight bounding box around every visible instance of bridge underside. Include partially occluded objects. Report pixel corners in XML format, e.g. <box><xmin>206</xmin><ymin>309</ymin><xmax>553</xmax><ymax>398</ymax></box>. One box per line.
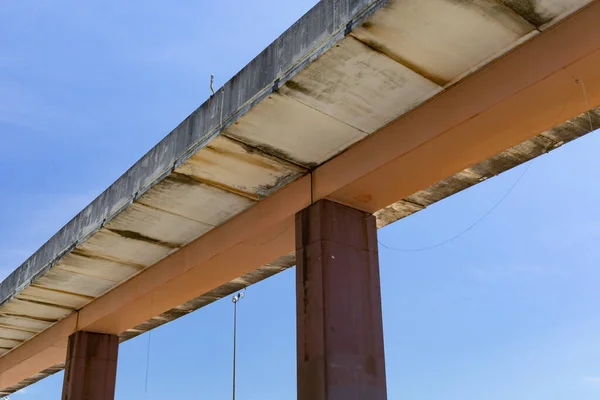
<box><xmin>1</xmin><ymin>0</ymin><xmax>600</xmax><ymax>395</ymax></box>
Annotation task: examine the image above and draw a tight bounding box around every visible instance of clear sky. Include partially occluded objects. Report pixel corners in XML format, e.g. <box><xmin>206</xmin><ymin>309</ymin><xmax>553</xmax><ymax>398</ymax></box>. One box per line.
<box><xmin>2</xmin><ymin>1</ymin><xmax>600</xmax><ymax>399</ymax></box>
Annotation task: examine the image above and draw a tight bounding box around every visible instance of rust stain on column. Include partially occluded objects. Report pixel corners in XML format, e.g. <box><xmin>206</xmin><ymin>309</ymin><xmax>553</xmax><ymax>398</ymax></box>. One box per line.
<box><xmin>295</xmin><ymin>199</ymin><xmax>387</xmax><ymax>400</ymax></box>
<box><xmin>61</xmin><ymin>331</ymin><xmax>119</xmax><ymax>400</ymax></box>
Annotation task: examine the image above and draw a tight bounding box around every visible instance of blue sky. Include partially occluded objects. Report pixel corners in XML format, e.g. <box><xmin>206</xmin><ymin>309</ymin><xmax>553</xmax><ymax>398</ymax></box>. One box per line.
<box><xmin>2</xmin><ymin>1</ymin><xmax>600</xmax><ymax>399</ymax></box>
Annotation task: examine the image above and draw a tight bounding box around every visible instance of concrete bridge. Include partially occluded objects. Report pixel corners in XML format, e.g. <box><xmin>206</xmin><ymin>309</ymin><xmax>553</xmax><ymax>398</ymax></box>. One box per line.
<box><xmin>1</xmin><ymin>0</ymin><xmax>600</xmax><ymax>397</ymax></box>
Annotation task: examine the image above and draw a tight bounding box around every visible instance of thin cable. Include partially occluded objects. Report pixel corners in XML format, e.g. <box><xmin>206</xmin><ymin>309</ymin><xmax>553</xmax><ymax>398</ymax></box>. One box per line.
<box><xmin>577</xmin><ymin>79</ymin><xmax>595</xmax><ymax>132</ymax></box>
<box><xmin>378</xmin><ymin>161</ymin><xmax>533</xmax><ymax>252</ymax></box>
<box><xmin>380</xmin><ymin>75</ymin><xmax>586</xmax><ymax>253</ymax></box>
<box><xmin>144</xmin><ymin>329</ymin><xmax>152</xmax><ymax>394</ymax></box>
<box><xmin>253</xmin><ymin>220</ymin><xmax>295</xmax><ymax>246</ymax></box>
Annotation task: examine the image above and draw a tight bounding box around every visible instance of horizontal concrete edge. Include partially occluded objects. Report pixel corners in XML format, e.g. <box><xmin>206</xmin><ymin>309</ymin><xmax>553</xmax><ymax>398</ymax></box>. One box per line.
<box><xmin>0</xmin><ymin>0</ymin><xmax>389</xmax><ymax>308</ymax></box>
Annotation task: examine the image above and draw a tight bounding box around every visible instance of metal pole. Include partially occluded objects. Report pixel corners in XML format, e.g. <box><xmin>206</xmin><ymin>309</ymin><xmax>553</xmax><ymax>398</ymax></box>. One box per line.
<box><xmin>232</xmin><ymin>299</ymin><xmax>237</xmax><ymax>400</ymax></box>
<box><xmin>232</xmin><ymin>292</ymin><xmax>244</xmax><ymax>400</ymax></box>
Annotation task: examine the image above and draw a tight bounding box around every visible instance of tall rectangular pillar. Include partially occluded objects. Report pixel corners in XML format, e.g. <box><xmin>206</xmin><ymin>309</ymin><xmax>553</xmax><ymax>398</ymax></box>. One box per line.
<box><xmin>296</xmin><ymin>199</ymin><xmax>387</xmax><ymax>400</ymax></box>
<box><xmin>62</xmin><ymin>331</ymin><xmax>119</xmax><ymax>400</ymax></box>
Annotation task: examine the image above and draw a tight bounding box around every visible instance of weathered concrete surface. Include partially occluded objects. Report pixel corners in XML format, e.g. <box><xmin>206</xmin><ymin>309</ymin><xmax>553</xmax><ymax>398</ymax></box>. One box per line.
<box><xmin>1</xmin><ymin>104</ymin><xmax>598</xmax><ymax>395</ymax></box>
<box><xmin>0</xmin><ymin>0</ymin><xmax>598</xmax><ymax>395</ymax></box>
<box><xmin>500</xmin><ymin>0</ymin><xmax>592</xmax><ymax>28</ymax></box>
<box><xmin>0</xmin><ymin>0</ymin><xmax>390</xmax><ymax>311</ymax></box>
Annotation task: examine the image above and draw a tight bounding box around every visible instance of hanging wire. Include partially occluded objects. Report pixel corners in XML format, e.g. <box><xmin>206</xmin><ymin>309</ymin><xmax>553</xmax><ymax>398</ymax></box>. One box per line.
<box><xmin>378</xmin><ymin>160</ymin><xmax>533</xmax><ymax>253</ymax></box>
<box><xmin>576</xmin><ymin>79</ymin><xmax>595</xmax><ymax>132</ymax></box>
<box><xmin>253</xmin><ymin>220</ymin><xmax>295</xmax><ymax>246</ymax></box>
<box><xmin>231</xmin><ymin>291</ymin><xmax>245</xmax><ymax>400</ymax></box>
<box><xmin>378</xmin><ymin>74</ymin><xmax>600</xmax><ymax>253</ymax></box>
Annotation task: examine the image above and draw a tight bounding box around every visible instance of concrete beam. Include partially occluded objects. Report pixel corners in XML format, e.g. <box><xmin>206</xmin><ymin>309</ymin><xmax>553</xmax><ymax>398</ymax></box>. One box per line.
<box><xmin>2</xmin><ymin>1</ymin><xmax>600</xmax><ymax>390</ymax></box>
<box><xmin>0</xmin><ymin>0</ymin><xmax>386</xmax><ymax>314</ymax></box>
<box><xmin>318</xmin><ymin>0</ymin><xmax>600</xmax><ymax>210</ymax></box>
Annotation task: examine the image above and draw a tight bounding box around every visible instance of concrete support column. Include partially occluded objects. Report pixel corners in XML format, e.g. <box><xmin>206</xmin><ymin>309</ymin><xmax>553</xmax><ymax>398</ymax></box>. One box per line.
<box><xmin>61</xmin><ymin>331</ymin><xmax>119</xmax><ymax>400</ymax></box>
<box><xmin>296</xmin><ymin>199</ymin><xmax>387</xmax><ymax>400</ymax></box>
